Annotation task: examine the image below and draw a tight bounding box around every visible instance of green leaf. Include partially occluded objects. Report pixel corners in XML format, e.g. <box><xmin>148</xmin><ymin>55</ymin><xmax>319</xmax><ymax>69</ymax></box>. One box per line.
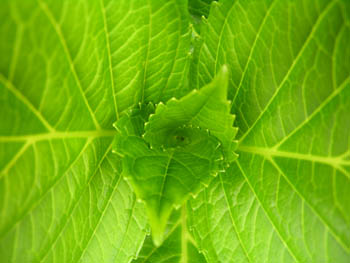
<box><xmin>133</xmin><ymin>207</ymin><xmax>207</xmax><ymax>263</ymax></box>
<box><xmin>113</xmin><ymin>70</ymin><xmax>236</xmax><ymax>245</ymax></box>
<box><xmin>144</xmin><ymin>66</ymin><xmax>238</xmax><ymax>163</ymax></box>
<box><xmin>2</xmin><ymin>0</ymin><xmax>350</xmax><ymax>262</ymax></box>
<box><xmin>188</xmin><ymin>0</ymin><xmax>214</xmax><ymax>18</ymax></box>
<box><xmin>0</xmin><ymin>0</ymin><xmax>192</xmax><ymax>261</ymax></box>
<box><xmin>188</xmin><ymin>0</ymin><xmax>214</xmax><ymax>33</ymax></box>
<box><xmin>190</xmin><ymin>0</ymin><xmax>350</xmax><ymax>262</ymax></box>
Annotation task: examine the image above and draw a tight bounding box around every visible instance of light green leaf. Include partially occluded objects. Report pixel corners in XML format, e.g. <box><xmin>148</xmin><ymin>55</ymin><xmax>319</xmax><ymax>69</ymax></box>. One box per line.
<box><xmin>2</xmin><ymin>0</ymin><xmax>350</xmax><ymax>262</ymax></box>
<box><xmin>190</xmin><ymin>0</ymin><xmax>350</xmax><ymax>262</ymax></box>
<box><xmin>113</xmin><ymin>71</ymin><xmax>234</xmax><ymax>245</ymax></box>
<box><xmin>144</xmin><ymin>67</ymin><xmax>238</xmax><ymax>163</ymax></box>
<box><xmin>133</xmin><ymin>207</ymin><xmax>207</xmax><ymax>263</ymax></box>
<box><xmin>0</xmin><ymin>0</ymin><xmax>192</xmax><ymax>262</ymax></box>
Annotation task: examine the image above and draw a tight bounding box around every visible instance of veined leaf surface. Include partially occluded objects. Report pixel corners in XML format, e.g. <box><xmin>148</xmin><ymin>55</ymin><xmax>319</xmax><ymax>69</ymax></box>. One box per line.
<box><xmin>113</xmin><ymin>69</ymin><xmax>236</xmax><ymax>245</ymax></box>
<box><xmin>190</xmin><ymin>0</ymin><xmax>350</xmax><ymax>262</ymax></box>
<box><xmin>0</xmin><ymin>0</ymin><xmax>349</xmax><ymax>262</ymax></box>
<box><xmin>0</xmin><ymin>0</ymin><xmax>191</xmax><ymax>262</ymax></box>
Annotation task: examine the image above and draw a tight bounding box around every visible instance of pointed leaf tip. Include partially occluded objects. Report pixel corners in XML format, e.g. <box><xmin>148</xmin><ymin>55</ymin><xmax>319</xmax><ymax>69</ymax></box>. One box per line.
<box><xmin>112</xmin><ymin>67</ymin><xmax>238</xmax><ymax>244</ymax></box>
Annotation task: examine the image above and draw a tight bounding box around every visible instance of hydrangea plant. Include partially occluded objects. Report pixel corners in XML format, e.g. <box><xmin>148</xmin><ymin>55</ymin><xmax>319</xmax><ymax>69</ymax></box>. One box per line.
<box><xmin>0</xmin><ymin>0</ymin><xmax>349</xmax><ymax>262</ymax></box>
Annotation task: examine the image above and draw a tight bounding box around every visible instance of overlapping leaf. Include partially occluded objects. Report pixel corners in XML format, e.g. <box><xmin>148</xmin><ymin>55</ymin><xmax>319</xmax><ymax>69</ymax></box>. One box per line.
<box><xmin>113</xmin><ymin>68</ymin><xmax>236</xmax><ymax>246</ymax></box>
<box><xmin>0</xmin><ymin>0</ymin><xmax>192</xmax><ymax>261</ymax></box>
<box><xmin>144</xmin><ymin>66</ymin><xmax>238</xmax><ymax>163</ymax></box>
<box><xmin>1</xmin><ymin>0</ymin><xmax>349</xmax><ymax>262</ymax></box>
<box><xmin>190</xmin><ymin>0</ymin><xmax>350</xmax><ymax>262</ymax></box>
<box><xmin>133</xmin><ymin>208</ymin><xmax>206</xmax><ymax>263</ymax></box>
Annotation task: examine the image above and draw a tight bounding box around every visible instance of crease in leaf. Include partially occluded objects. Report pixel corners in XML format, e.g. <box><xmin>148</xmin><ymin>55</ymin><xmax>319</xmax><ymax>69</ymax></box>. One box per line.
<box><xmin>113</xmin><ymin>67</ymin><xmax>238</xmax><ymax>246</ymax></box>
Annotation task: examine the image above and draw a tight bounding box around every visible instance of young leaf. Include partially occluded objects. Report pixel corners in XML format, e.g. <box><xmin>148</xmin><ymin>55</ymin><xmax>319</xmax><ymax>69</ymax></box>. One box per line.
<box><xmin>144</xmin><ymin>66</ymin><xmax>238</xmax><ymax>163</ymax></box>
<box><xmin>113</xmin><ymin>66</ymin><xmax>238</xmax><ymax>246</ymax></box>
<box><xmin>133</xmin><ymin>207</ymin><xmax>206</xmax><ymax>263</ymax></box>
